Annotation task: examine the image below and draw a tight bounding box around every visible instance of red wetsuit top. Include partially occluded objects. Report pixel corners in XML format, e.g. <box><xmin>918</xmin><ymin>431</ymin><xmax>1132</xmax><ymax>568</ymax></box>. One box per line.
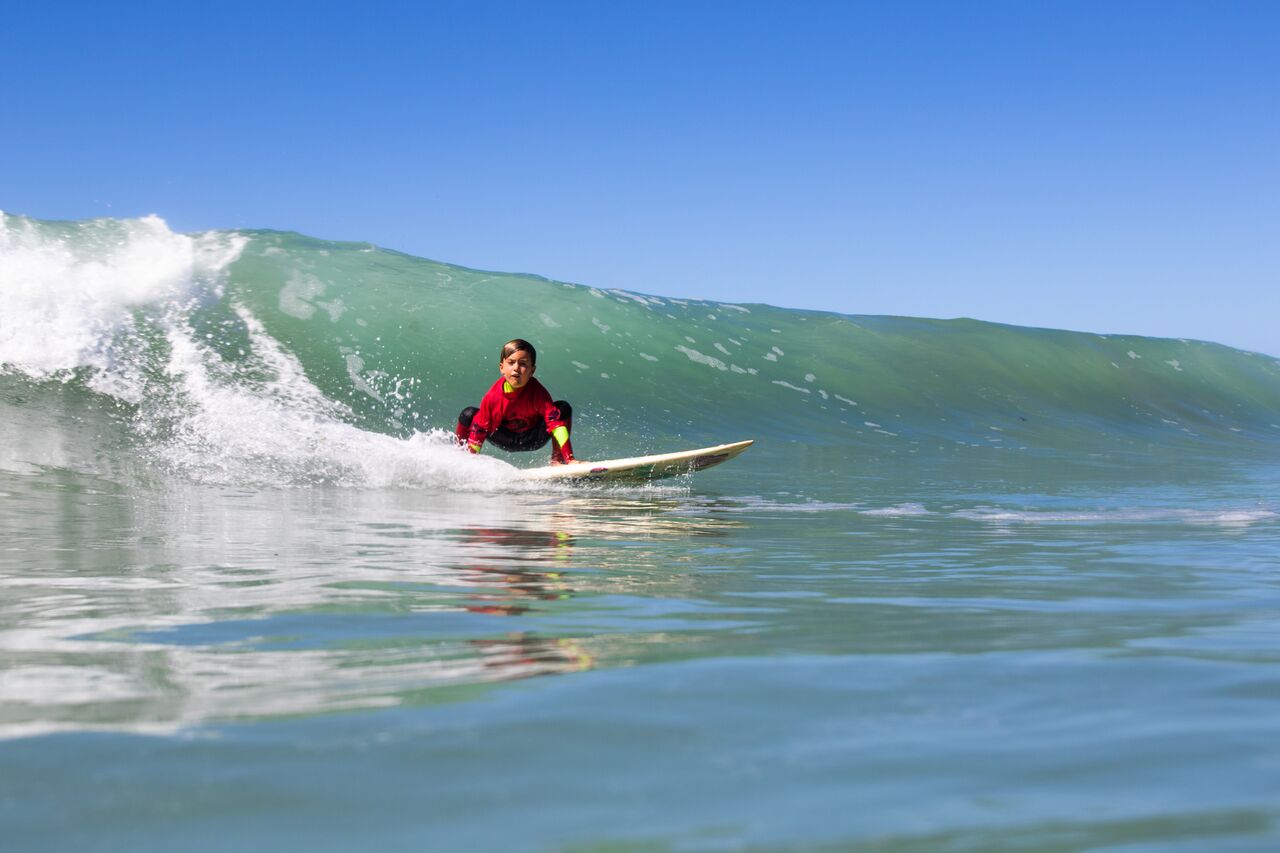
<box><xmin>468</xmin><ymin>377</ymin><xmax>573</xmax><ymax>459</ymax></box>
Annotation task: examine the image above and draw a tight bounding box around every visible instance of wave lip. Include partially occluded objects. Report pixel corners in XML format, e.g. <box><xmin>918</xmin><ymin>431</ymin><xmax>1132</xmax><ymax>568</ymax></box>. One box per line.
<box><xmin>0</xmin><ymin>212</ymin><xmax>245</xmax><ymax>387</ymax></box>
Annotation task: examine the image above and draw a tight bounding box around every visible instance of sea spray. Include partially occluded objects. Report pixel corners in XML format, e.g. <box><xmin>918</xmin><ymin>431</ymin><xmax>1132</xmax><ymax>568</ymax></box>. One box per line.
<box><xmin>0</xmin><ymin>213</ymin><xmax>243</xmax><ymax>390</ymax></box>
<box><xmin>0</xmin><ymin>214</ymin><xmax>520</xmax><ymax>488</ymax></box>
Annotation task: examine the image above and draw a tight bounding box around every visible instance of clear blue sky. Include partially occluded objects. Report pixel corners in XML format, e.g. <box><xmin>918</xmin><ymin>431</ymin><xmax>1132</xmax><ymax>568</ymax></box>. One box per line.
<box><xmin>6</xmin><ymin>1</ymin><xmax>1278</xmax><ymax>355</ymax></box>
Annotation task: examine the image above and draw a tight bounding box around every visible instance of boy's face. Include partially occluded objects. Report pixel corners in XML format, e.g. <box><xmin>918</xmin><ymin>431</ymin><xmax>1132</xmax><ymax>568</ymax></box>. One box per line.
<box><xmin>500</xmin><ymin>349</ymin><xmax>535</xmax><ymax>390</ymax></box>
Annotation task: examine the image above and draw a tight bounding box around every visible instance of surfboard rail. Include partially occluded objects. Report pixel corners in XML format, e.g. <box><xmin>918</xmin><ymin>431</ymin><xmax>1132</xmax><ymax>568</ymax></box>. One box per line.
<box><xmin>515</xmin><ymin>439</ymin><xmax>754</xmax><ymax>483</ymax></box>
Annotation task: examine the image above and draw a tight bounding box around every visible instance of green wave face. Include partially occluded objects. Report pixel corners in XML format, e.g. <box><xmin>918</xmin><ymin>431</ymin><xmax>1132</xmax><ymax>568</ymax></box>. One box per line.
<box><xmin>229</xmin><ymin>230</ymin><xmax>1280</xmax><ymax>451</ymax></box>
<box><xmin>3</xmin><ymin>214</ymin><xmax>1279</xmax><ymax>486</ymax></box>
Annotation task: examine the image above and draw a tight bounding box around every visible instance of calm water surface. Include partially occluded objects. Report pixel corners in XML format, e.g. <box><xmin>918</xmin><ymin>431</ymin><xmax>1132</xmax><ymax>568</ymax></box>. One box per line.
<box><xmin>2</xmin><ymin>457</ymin><xmax>1278</xmax><ymax>851</ymax></box>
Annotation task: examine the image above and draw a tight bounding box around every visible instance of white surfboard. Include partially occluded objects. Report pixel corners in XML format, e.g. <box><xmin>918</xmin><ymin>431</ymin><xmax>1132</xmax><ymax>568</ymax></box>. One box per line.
<box><xmin>515</xmin><ymin>440</ymin><xmax>754</xmax><ymax>484</ymax></box>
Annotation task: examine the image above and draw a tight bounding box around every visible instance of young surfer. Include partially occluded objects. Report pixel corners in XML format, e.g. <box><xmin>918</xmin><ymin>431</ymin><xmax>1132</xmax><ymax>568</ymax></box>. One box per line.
<box><xmin>455</xmin><ymin>339</ymin><xmax>579</xmax><ymax>465</ymax></box>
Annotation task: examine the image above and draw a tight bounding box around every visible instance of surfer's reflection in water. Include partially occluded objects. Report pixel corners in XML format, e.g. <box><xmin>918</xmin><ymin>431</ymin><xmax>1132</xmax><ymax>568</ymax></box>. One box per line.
<box><xmin>450</xmin><ymin>526</ymin><xmax>593</xmax><ymax>678</ymax></box>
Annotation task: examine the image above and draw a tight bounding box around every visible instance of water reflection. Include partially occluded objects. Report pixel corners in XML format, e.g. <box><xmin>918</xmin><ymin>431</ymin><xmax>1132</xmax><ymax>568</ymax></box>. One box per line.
<box><xmin>450</xmin><ymin>527</ymin><xmax>576</xmax><ymax>616</ymax></box>
<box><xmin>0</xmin><ymin>476</ymin><xmax>742</xmax><ymax>737</ymax></box>
<box><xmin>7</xmin><ymin>465</ymin><xmax>1272</xmax><ymax>741</ymax></box>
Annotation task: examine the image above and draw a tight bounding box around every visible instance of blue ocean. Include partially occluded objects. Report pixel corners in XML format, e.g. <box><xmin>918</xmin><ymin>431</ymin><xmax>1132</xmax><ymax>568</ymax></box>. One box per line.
<box><xmin>2</xmin><ymin>213</ymin><xmax>1279</xmax><ymax>850</ymax></box>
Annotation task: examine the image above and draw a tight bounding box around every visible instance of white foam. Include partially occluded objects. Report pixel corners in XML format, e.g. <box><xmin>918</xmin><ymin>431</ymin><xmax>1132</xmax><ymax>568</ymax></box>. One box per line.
<box><xmin>608</xmin><ymin>289</ymin><xmax>652</xmax><ymax>307</ymax></box>
<box><xmin>151</xmin><ymin>306</ymin><xmax>522</xmax><ymax>489</ymax></box>
<box><xmin>277</xmin><ymin>270</ymin><xmax>326</xmax><ymax>319</ymax></box>
<box><xmin>682</xmin><ymin>497</ymin><xmax>864</xmax><ymax>514</ymax></box>
<box><xmin>860</xmin><ymin>502</ymin><xmax>931</xmax><ymax>517</ymax></box>
<box><xmin>0</xmin><ymin>215</ymin><xmax>535</xmax><ymax>491</ymax></box>
<box><xmin>0</xmin><ymin>213</ymin><xmax>244</xmax><ymax>381</ymax></box>
<box><xmin>675</xmin><ymin>345</ymin><xmax>728</xmax><ymax>371</ymax></box>
<box><xmin>954</xmin><ymin>507</ymin><xmax>1277</xmax><ymax>527</ymax></box>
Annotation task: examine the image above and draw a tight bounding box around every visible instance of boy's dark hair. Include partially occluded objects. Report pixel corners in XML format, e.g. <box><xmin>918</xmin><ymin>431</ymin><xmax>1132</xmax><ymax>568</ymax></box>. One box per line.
<box><xmin>500</xmin><ymin>339</ymin><xmax>537</xmax><ymax>366</ymax></box>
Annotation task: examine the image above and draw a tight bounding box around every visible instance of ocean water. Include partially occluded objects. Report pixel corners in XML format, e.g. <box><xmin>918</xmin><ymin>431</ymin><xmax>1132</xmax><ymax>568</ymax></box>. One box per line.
<box><xmin>2</xmin><ymin>212</ymin><xmax>1279</xmax><ymax>851</ymax></box>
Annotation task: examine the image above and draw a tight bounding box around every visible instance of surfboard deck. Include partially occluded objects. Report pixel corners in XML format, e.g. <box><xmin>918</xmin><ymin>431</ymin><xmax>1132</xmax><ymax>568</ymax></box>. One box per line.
<box><xmin>515</xmin><ymin>440</ymin><xmax>754</xmax><ymax>483</ymax></box>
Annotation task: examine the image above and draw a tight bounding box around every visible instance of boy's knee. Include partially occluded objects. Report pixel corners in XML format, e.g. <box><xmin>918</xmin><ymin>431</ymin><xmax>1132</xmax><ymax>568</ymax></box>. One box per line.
<box><xmin>457</xmin><ymin>406</ymin><xmax>479</xmax><ymax>428</ymax></box>
<box><xmin>554</xmin><ymin>400</ymin><xmax>572</xmax><ymax>423</ymax></box>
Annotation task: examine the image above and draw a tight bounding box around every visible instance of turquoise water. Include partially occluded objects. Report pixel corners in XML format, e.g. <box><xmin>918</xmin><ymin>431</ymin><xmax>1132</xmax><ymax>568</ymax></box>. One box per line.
<box><xmin>2</xmin><ymin>213</ymin><xmax>1279</xmax><ymax>850</ymax></box>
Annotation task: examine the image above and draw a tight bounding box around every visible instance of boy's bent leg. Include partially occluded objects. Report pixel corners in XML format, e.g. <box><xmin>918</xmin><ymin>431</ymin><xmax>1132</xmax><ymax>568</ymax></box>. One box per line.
<box><xmin>490</xmin><ymin>421</ymin><xmax>550</xmax><ymax>453</ymax></box>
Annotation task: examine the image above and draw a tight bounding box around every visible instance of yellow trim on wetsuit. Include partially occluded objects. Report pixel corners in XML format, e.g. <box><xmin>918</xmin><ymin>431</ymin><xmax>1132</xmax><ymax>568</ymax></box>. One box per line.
<box><xmin>552</xmin><ymin>425</ymin><xmax>569</xmax><ymax>447</ymax></box>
